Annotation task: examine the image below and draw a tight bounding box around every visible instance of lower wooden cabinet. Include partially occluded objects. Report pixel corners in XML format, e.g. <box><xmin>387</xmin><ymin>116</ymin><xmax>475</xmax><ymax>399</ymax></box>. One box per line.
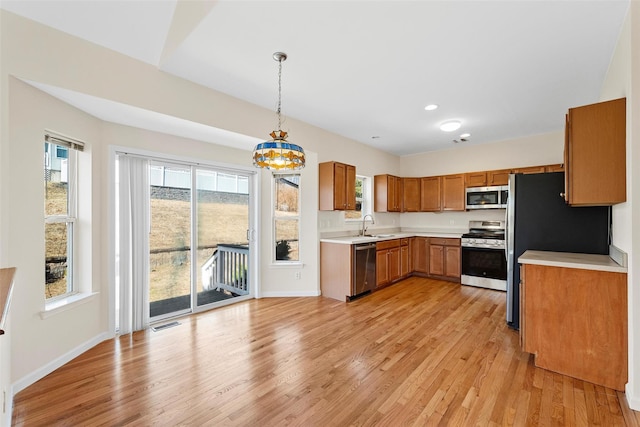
<box><xmin>376</xmin><ymin>238</ymin><xmax>410</xmax><ymax>288</ymax></box>
<box><xmin>520</xmin><ymin>263</ymin><xmax>627</xmax><ymax>391</ymax></box>
<box><xmin>427</xmin><ymin>238</ymin><xmax>461</xmax><ymax>281</ymax></box>
<box><xmin>413</xmin><ymin>237</ymin><xmax>429</xmax><ymax>273</ymax></box>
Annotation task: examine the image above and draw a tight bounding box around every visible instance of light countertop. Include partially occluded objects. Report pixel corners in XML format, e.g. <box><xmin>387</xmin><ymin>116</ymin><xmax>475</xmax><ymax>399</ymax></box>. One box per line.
<box><xmin>518</xmin><ymin>250</ymin><xmax>627</xmax><ymax>273</ymax></box>
<box><xmin>320</xmin><ymin>231</ymin><xmax>463</xmax><ymax>245</ymax></box>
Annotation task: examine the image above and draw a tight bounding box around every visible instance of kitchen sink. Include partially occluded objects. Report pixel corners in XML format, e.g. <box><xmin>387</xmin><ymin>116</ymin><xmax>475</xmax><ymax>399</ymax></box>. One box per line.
<box><xmin>373</xmin><ymin>234</ymin><xmax>395</xmax><ymax>238</ymax></box>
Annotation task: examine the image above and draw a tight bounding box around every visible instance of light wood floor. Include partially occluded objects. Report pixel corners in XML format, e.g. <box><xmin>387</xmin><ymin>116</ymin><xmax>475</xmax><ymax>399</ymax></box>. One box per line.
<box><xmin>13</xmin><ymin>277</ymin><xmax>640</xmax><ymax>426</ymax></box>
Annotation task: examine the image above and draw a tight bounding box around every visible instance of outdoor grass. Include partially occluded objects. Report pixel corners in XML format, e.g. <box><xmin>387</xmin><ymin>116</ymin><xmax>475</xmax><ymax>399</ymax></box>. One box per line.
<box><xmin>45</xmin><ymin>181</ymin><xmax>299</xmax><ymax>304</ymax></box>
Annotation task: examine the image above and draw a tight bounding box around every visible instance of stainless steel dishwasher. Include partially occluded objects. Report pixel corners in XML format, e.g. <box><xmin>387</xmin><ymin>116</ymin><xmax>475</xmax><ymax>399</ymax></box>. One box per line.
<box><xmin>353</xmin><ymin>242</ymin><xmax>377</xmax><ymax>296</ymax></box>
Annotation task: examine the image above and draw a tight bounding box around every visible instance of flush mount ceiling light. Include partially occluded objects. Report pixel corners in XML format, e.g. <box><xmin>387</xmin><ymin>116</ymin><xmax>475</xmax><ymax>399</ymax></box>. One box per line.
<box><xmin>425</xmin><ymin>104</ymin><xmax>439</xmax><ymax>111</ymax></box>
<box><xmin>440</xmin><ymin>120</ymin><xmax>462</xmax><ymax>132</ymax></box>
<box><xmin>460</xmin><ymin>133</ymin><xmax>471</xmax><ymax>138</ymax></box>
<box><xmin>252</xmin><ymin>52</ymin><xmax>305</xmax><ymax>170</ymax></box>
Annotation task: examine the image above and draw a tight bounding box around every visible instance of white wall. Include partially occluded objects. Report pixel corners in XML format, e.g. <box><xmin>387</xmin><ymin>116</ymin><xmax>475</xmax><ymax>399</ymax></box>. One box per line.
<box><xmin>600</xmin><ymin>1</ymin><xmax>640</xmax><ymax>410</ymax></box>
<box><xmin>6</xmin><ymin>77</ymin><xmax>108</xmax><ymax>392</ymax></box>
<box><xmin>0</xmin><ymin>9</ymin><xmax>391</xmax><ymax>397</ymax></box>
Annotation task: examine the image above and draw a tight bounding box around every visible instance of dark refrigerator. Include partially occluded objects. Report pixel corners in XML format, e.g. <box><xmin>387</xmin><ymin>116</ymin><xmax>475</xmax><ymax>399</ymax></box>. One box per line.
<box><xmin>506</xmin><ymin>172</ymin><xmax>610</xmax><ymax>330</ymax></box>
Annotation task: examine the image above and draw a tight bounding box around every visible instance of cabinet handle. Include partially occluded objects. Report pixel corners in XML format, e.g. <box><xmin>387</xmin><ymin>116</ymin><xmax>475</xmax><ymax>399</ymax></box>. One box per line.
<box><xmin>560</xmin><ymin>192</ymin><xmax>565</xmax><ymax>198</ymax></box>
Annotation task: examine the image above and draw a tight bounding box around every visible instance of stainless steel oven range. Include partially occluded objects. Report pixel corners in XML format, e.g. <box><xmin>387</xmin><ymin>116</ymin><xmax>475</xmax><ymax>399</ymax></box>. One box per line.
<box><xmin>461</xmin><ymin>220</ymin><xmax>507</xmax><ymax>291</ymax></box>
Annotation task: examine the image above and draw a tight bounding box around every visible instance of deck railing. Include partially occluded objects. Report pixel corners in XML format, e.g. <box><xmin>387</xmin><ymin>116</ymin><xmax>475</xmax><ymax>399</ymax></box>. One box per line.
<box><xmin>201</xmin><ymin>244</ymin><xmax>249</xmax><ymax>296</ymax></box>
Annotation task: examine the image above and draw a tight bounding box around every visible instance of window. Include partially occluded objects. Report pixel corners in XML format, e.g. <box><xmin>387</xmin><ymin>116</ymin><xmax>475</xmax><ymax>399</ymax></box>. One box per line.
<box><xmin>273</xmin><ymin>174</ymin><xmax>300</xmax><ymax>262</ymax></box>
<box><xmin>44</xmin><ymin>138</ymin><xmax>80</xmax><ymax>300</ymax></box>
<box><xmin>345</xmin><ymin>175</ymin><xmax>368</xmax><ymax>220</ymax></box>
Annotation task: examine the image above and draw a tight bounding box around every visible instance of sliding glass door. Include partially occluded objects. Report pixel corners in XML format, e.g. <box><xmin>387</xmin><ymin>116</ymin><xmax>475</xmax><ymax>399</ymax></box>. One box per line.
<box><xmin>147</xmin><ymin>162</ymin><xmax>252</xmax><ymax>321</ymax></box>
<box><xmin>195</xmin><ymin>168</ymin><xmax>250</xmax><ymax>309</ymax></box>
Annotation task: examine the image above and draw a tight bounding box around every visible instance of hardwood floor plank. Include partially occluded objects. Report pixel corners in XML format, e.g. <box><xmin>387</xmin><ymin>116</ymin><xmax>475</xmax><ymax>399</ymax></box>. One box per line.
<box><xmin>12</xmin><ymin>277</ymin><xmax>639</xmax><ymax>426</ymax></box>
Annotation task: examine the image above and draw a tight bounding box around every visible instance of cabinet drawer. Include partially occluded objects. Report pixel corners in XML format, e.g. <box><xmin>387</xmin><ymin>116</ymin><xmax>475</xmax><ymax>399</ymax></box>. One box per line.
<box><xmin>429</xmin><ymin>238</ymin><xmax>460</xmax><ymax>246</ymax></box>
<box><xmin>377</xmin><ymin>239</ymin><xmax>400</xmax><ymax>250</ymax></box>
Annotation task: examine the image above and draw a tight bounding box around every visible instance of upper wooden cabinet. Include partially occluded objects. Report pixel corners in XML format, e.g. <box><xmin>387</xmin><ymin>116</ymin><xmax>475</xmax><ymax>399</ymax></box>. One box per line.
<box><xmin>545</xmin><ymin>164</ymin><xmax>564</xmax><ymax>173</ymax></box>
<box><xmin>419</xmin><ymin>175</ymin><xmax>464</xmax><ymax>212</ymax></box>
<box><xmin>564</xmin><ymin>97</ymin><xmax>626</xmax><ymax>206</ymax></box>
<box><xmin>402</xmin><ymin>178</ymin><xmax>421</xmax><ymax>212</ymax></box>
<box><xmin>441</xmin><ymin>174</ymin><xmax>465</xmax><ymax>211</ymax></box>
<box><xmin>420</xmin><ymin>176</ymin><xmax>442</xmax><ymax>211</ymax></box>
<box><xmin>487</xmin><ymin>169</ymin><xmax>511</xmax><ymax>186</ymax></box>
<box><xmin>465</xmin><ymin>171</ymin><xmax>487</xmax><ymax>187</ymax></box>
<box><xmin>319</xmin><ymin>161</ymin><xmax>356</xmax><ymax>211</ymax></box>
<box><xmin>374</xmin><ymin>175</ymin><xmax>402</xmax><ymax>212</ymax></box>
<box><xmin>513</xmin><ymin>165</ymin><xmax>546</xmax><ymax>174</ymax></box>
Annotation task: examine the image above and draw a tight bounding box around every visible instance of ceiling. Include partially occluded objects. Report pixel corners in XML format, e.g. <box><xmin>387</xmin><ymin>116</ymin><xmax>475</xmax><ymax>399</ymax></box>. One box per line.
<box><xmin>1</xmin><ymin>0</ymin><xmax>630</xmax><ymax>156</ymax></box>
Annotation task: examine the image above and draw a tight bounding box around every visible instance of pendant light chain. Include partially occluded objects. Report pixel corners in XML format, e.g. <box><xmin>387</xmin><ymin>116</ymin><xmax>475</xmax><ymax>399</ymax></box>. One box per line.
<box><xmin>277</xmin><ymin>56</ymin><xmax>283</xmax><ymax>131</ymax></box>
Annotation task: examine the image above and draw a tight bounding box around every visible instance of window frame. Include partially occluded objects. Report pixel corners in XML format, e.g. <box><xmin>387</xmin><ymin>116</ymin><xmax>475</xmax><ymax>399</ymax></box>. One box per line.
<box><xmin>44</xmin><ymin>143</ymin><xmax>78</xmax><ymax>301</ymax></box>
<box><xmin>272</xmin><ymin>173</ymin><xmax>301</xmax><ymax>264</ymax></box>
<box><xmin>345</xmin><ymin>175</ymin><xmax>370</xmax><ymax>222</ymax></box>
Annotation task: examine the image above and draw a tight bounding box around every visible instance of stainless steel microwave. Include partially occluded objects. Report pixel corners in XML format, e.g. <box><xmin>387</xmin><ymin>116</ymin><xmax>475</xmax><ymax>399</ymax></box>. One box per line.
<box><xmin>465</xmin><ymin>185</ymin><xmax>508</xmax><ymax>209</ymax></box>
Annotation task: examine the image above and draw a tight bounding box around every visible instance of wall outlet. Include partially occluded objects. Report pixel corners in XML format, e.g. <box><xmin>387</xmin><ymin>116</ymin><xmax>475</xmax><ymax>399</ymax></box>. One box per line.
<box><xmin>295</xmin><ymin>271</ymin><xmax>301</xmax><ymax>280</ymax></box>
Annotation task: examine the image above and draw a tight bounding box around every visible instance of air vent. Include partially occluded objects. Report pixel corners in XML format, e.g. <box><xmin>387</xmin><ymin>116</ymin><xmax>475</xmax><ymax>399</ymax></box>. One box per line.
<box><xmin>151</xmin><ymin>321</ymin><xmax>180</xmax><ymax>332</ymax></box>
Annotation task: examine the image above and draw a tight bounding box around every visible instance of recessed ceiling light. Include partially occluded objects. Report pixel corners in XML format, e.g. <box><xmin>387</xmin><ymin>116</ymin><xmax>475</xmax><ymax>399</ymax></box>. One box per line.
<box><xmin>425</xmin><ymin>104</ymin><xmax>438</xmax><ymax>111</ymax></box>
<box><xmin>460</xmin><ymin>133</ymin><xmax>471</xmax><ymax>138</ymax></box>
<box><xmin>440</xmin><ymin>120</ymin><xmax>461</xmax><ymax>132</ymax></box>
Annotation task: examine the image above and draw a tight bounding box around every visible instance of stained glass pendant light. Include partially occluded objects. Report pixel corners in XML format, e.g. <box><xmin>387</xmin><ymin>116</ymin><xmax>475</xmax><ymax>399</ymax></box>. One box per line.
<box><xmin>252</xmin><ymin>52</ymin><xmax>305</xmax><ymax>170</ymax></box>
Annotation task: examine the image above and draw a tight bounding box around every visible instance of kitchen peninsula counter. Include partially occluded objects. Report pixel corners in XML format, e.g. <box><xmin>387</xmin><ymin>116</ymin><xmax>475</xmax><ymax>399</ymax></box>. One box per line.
<box><xmin>518</xmin><ymin>250</ymin><xmax>627</xmax><ymax>391</ymax></box>
<box><xmin>518</xmin><ymin>250</ymin><xmax>627</xmax><ymax>273</ymax></box>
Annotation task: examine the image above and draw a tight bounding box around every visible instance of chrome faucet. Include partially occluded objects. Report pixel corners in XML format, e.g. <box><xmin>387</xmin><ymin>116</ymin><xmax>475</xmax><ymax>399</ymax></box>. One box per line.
<box><xmin>361</xmin><ymin>214</ymin><xmax>375</xmax><ymax>236</ymax></box>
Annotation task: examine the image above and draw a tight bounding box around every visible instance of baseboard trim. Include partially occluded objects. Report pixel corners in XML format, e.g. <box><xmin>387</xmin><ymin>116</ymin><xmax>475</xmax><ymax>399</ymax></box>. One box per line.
<box><xmin>626</xmin><ymin>383</ymin><xmax>640</xmax><ymax>411</ymax></box>
<box><xmin>12</xmin><ymin>331</ymin><xmax>113</xmax><ymax>395</ymax></box>
<box><xmin>260</xmin><ymin>290</ymin><xmax>320</xmax><ymax>298</ymax></box>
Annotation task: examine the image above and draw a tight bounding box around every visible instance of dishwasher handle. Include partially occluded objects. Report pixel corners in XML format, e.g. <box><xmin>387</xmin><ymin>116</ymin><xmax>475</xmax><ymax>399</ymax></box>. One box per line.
<box><xmin>354</xmin><ymin>243</ymin><xmax>377</xmax><ymax>251</ymax></box>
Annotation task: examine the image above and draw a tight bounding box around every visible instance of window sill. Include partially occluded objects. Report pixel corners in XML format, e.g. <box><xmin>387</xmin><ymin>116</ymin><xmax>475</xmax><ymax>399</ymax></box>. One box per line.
<box><xmin>270</xmin><ymin>262</ymin><xmax>304</xmax><ymax>269</ymax></box>
<box><xmin>40</xmin><ymin>292</ymin><xmax>99</xmax><ymax>319</ymax></box>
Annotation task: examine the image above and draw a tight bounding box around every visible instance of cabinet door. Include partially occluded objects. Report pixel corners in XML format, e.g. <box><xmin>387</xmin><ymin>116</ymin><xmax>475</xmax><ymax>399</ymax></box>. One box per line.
<box><xmin>514</xmin><ymin>166</ymin><xmax>546</xmax><ymax>174</ymax></box>
<box><xmin>389</xmin><ymin>176</ymin><xmax>402</xmax><ymax>212</ymax></box>
<box><xmin>400</xmin><ymin>245</ymin><xmax>409</xmax><ymax>277</ymax></box>
<box><xmin>402</xmin><ymin>178</ymin><xmax>420</xmax><ymax>212</ymax></box>
<box><xmin>465</xmin><ymin>171</ymin><xmax>487</xmax><ymax>187</ymax></box>
<box><xmin>444</xmin><ymin>246</ymin><xmax>461</xmax><ymax>279</ymax></box>
<box><xmin>389</xmin><ymin>247</ymin><xmax>401</xmax><ymax>282</ymax></box>
<box><xmin>376</xmin><ymin>250</ymin><xmax>389</xmax><ymax>287</ymax></box>
<box><xmin>374</xmin><ymin>175</ymin><xmax>402</xmax><ymax>212</ymax></box>
<box><xmin>345</xmin><ymin>164</ymin><xmax>356</xmax><ymax>210</ymax></box>
<box><xmin>429</xmin><ymin>244</ymin><xmax>444</xmax><ymax>276</ymax></box>
<box><xmin>442</xmin><ymin>174</ymin><xmax>465</xmax><ymax>211</ymax></box>
<box><xmin>487</xmin><ymin>169</ymin><xmax>511</xmax><ymax>186</ymax></box>
<box><xmin>545</xmin><ymin>164</ymin><xmax>564</xmax><ymax>173</ymax></box>
<box><xmin>420</xmin><ymin>177</ymin><xmax>442</xmax><ymax>212</ymax></box>
<box><xmin>414</xmin><ymin>237</ymin><xmax>429</xmax><ymax>273</ymax></box>
<box><xmin>333</xmin><ymin>162</ymin><xmax>347</xmax><ymax>209</ymax></box>
<box><xmin>565</xmin><ymin>97</ymin><xmax>626</xmax><ymax>206</ymax></box>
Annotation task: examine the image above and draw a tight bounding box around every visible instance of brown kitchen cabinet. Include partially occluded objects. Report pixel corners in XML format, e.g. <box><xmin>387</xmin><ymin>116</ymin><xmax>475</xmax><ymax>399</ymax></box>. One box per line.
<box><xmin>545</xmin><ymin>164</ymin><xmax>564</xmax><ymax>173</ymax></box>
<box><xmin>319</xmin><ymin>161</ymin><xmax>356</xmax><ymax>211</ymax></box>
<box><xmin>564</xmin><ymin>97</ymin><xmax>626</xmax><ymax>206</ymax></box>
<box><xmin>402</xmin><ymin>178</ymin><xmax>421</xmax><ymax>212</ymax></box>
<box><xmin>420</xmin><ymin>176</ymin><xmax>442</xmax><ymax>211</ymax></box>
<box><xmin>487</xmin><ymin>169</ymin><xmax>511</xmax><ymax>186</ymax></box>
<box><xmin>376</xmin><ymin>239</ymin><xmax>401</xmax><ymax>287</ymax></box>
<box><xmin>413</xmin><ymin>237</ymin><xmax>429</xmax><ymax>274</ymax></box>
<box><xmin>441</xmin><ymin>174</ymin><xmax>465</xmax><ymax>211</ymax></box>
<box><xmin>419</xmin><ymin>174</ymin><xmax>464</xmax><ymax>212</ymax></box>
<box><xmin>428</xmin><ymin>238</ymin><xmax>461</xmax><ymax>281</ymax></box>
<box><xmin>465</xmin><ymin>171</ymin><xmax>487</xmax><ymax>187</ymax></box>
<box><xmin>513</xmin><ymin>165</ymin><xmax>546</xmax><ymax>174</ymax></box>
<box><xmin>374</xmin><ymin>174</ymin><xmax>402</xmax><ymax>212</ymax></box>
<box><xmin>520</xmin><ymin>263</ymin><xmax>627</xmax><ymax>390</ymax></box>
<box><xmin>400</xmin><ymin>238</ymin><xmax>410</xmax><ymax>277</ymax></box>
